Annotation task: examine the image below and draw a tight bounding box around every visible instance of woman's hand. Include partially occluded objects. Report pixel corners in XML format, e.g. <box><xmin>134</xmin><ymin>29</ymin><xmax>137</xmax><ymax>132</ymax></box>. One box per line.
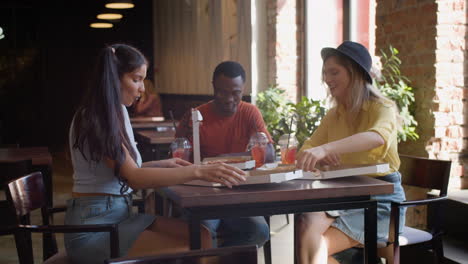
<box><xmin>143</xmin><ymin>158</ymin><xmax>192</xmax><ymax>168</ymax></box>
<box><xmin>192</xmin><ymin>163</ymin><xmax>247</xmax><ymax>188</ymax></box>
<box><xmin>319</xmin><ymin>153</ymin><xmax>341</xmax><ymax>167</ymax></box>
<box><xmin>296</xmin><ymin>145</ymin><xmax>330</xmax><ymax>172</ymax></box>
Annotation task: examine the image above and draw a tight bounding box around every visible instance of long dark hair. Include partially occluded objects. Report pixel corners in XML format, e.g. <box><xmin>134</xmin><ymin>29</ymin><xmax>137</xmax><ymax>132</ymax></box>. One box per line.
<box><xmin>72</xmin><ymin>44</ymin><xmax>148</xmax><ymax>194</ymax></box>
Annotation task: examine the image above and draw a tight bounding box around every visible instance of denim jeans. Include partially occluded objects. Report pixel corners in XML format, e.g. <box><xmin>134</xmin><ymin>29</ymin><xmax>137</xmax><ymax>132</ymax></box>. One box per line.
<box><xmin>328</xmin><ymin>171</ymin><xmax>406</xmax><ymax>245</ymax></box>
<box><xmin>202</xmin><ymin>216</ymin><xmax>270</xmax><ymax>247</ymax></box>
<box><xmin>64</xmin><ymin>195</ymin><xmax>154</xmax><ymax>264</ymax></box>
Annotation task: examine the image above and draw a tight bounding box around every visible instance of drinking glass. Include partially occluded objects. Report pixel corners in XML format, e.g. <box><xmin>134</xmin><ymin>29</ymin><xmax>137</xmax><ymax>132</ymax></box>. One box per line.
<box><xmin>278</xmin><ymin>134</ymin><xmax>298</xmax><ymax>165</ymax></box>
<box><xmin>247</xmin><ymin>132</ymin><xmax>268</xmax><ymax>168</ymax></box>
<box><xmin>170</xmin><ymin>137</ymin><xmax>192</xmax><ymax>161</ymax></box>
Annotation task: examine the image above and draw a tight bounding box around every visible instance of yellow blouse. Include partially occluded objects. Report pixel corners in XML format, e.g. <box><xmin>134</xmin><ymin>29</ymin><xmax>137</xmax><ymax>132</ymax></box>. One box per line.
<box><xmin>299</xmin><ymin>99</ymin><xmax>400</xmax><ymax>176</ymax></box>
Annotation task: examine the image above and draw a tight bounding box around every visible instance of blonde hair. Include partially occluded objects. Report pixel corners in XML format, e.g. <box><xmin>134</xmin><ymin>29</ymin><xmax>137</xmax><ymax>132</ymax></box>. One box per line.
<box><xmin>323</xmin><ymin>53</ymin><xmax>396</xmax><ymax>125</ymax></box>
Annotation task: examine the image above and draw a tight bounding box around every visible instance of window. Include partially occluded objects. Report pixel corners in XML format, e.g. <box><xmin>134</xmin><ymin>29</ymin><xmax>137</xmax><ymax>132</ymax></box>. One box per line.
<box><xmin>305</xmin><ymin>0</ymin><xmax>373</xmax><ymax>100</ymax></box>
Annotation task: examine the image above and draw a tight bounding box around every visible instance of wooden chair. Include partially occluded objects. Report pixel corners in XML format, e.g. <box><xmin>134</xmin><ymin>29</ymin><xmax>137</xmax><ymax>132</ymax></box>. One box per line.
<box><xmin>0</xmin><ymin>160</ymin><xmax>32</xmax><ymax>262</ymax></box>
<box><xmin>105</xmin><ymin>245</ymin><xmax>258</xmax><ymax>264</ymax></box>
<box><xmin>5</xmin><ymin>171</ymin><xmax>120</xmax><ymax>264</ymax></box>
<box><xmin>382</xmin><ymin>154</ymin><xmax>451</xmax><ymax>264</ymax></box>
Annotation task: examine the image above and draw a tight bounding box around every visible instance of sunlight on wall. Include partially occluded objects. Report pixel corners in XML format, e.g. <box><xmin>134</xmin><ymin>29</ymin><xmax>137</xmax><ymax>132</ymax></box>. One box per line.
<box><xmin>306</xmin><ymin>1</ymin><xmax>341</xmax><ymax>101</ymax></box>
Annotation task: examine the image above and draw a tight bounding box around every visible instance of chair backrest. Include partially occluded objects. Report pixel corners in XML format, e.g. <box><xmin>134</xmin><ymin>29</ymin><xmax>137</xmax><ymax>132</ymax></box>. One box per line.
<box><xmin>6</xmin><ymin>171</ymin><xmax>47</xmax><ymax>219</ymax></box>
<box><xmin>399</xmin><ymin>154</ymin><xmax>451</xmax><ymax>196</ymax></box>
<box><xmin>0</xmin><ymin>159</ymin><xmax>33</xmax><ymax>235</ymax></box>
<box><xmin>105</xmin><ymin>245</ymin><xmax>258</xmax><ymax>264</ymax></box>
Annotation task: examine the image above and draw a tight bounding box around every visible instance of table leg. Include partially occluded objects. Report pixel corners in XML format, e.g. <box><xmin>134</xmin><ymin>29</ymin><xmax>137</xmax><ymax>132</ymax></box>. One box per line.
<box><xmin>364</xmin><ymin>201</ymin><xmax>377</xmax><ymax>264</ymax></box>
<box><xmin>189</xmin><ymin>217</ymin><xmax>202</xmax><ymax>250</ymax></box>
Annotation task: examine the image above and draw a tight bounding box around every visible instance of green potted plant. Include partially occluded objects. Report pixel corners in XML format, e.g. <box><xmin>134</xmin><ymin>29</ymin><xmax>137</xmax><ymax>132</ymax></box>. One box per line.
<box><xmin>256</xmin><ymin>86</ymin><xmax>326</xmax><ymax>150</ymax></box>
<box><xmin>374</xmin><ymin>46</ymin><xmax>419</xmax><ymax>142</ymax></box>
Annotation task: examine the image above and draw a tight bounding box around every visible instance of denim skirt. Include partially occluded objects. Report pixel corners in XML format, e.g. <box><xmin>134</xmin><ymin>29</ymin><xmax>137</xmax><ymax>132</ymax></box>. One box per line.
<box><xmin>327</xmin><ymin>171</ymin><xmax>406</xmax><ymax>246</ymax></box>
<box><xmin>64</xmin><ymin>195</ymin><xmax>155</xmax><ymax>264</ymax></box>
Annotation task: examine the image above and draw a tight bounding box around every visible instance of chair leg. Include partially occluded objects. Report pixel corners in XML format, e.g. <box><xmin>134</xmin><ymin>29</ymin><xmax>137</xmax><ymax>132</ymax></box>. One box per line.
<box><xmin>392</xmin><ymin>244</ymin><xmax>400</xmax><ymax>264</ymax></box>
<box><xmin>43</xmin><ymin>233</ymin><xmax>58</xmax><ymax>261</ymax></box>
<box><xmin>264</xmin><ymin>215</ymin><xmax>272</xmax><ymax>264</ymax></box>
<box><xmin>263</xmin><ymin>240</ymin><xmax>272</xmax><ymax>264</ymax></box>
<box><xmin>15</xmin><ymin>229</ymin><xmax>34</xmax><ymax>264</ymax></box>
<box><xmin>432</xmin><ymin>238</ymin><xmax>444</xmax><ymax>264</ymax></box>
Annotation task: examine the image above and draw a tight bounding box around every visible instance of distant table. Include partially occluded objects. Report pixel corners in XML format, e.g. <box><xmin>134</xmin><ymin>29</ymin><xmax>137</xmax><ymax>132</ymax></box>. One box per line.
<box><xmin>130</xmin><ymin>116</ymin><xmax>165</xmax><ymax>123</ymax></box>
<box><xmin>0</xmin><ymin>147</ymin><xmax>55</xmax><ymax>257</ymax></box>
<box><xmin>130</xmin><ymin>117</ymin><xmax>179</xmax><ymax>131</ymax></box>
<box><xmin>160</xmin><ymin>176</ymin><xmax>394</xmax><ymax>264</ymax></box>
<box><xmin>0</xmin><ymin>147</ymin><xmax>52</xmax><ymax>165</ymax></box>
<box><xmin>135</xmin><ymin>130</ymin><xmax>176</xmax><ymax>161</ymax></box>
<box><xmin>0</xmin><ymin>147</ymin><xmax>53</xmax><ymax>204</ymax></box>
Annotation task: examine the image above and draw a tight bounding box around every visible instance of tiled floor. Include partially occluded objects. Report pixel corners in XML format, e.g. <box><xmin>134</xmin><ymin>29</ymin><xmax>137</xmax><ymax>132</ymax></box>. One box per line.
<box><xmin>1</xmin><ymin>151</ymin><xmax>467</xmax><ymax>264</ymax></box>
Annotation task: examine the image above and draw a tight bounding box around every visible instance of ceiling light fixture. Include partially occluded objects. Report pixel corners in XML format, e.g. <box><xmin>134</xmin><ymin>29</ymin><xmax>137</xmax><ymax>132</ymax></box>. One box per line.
<box><xmin>105</xmin><ymin>0</ymin><xmax>134</xmax><ymax>9</ymax></box>
<box><xmin>97</xmin><ymin>13</ymin><xmax>123</xmax><ymax>20</ymax></box>
<box><xmin>90</xmin><ymin>22</ymin><xmax>113</xmax><ymax>29</ymax></box>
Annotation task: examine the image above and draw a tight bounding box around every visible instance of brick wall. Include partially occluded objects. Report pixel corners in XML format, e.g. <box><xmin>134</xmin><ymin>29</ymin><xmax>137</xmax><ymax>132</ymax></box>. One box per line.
<box><xmin>376</xmin><ymin>0</ymin><xmax>438</xmax><ymax>158</ymax></box>
<box><xmin>376</xmin><ymin>0</ymin><xmax>467</xmax><ymax>189</ymax></box>
<box><xmin>267</xmin><ymin>0</ymin><xmax>299</xmax><ymax>103</ymax></box>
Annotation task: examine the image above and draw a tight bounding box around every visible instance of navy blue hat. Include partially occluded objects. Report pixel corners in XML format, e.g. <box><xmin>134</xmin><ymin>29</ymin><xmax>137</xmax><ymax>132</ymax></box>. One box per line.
<box><xmin>321</xmin><ymin>41</ymin><xmax>373</xmax><ymax>84</ymax></box>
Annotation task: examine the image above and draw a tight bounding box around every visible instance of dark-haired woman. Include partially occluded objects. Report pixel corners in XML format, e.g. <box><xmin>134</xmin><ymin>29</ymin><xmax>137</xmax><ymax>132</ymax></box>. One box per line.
<box><xmin>295</xmin><ymin>41</ymin><xmax>406</xmax><ymax>264</ymax></box>
<box><xmin>65</xmin><ymin>44</ymin><xmax>246</xmax><ymax>264</ymax></box>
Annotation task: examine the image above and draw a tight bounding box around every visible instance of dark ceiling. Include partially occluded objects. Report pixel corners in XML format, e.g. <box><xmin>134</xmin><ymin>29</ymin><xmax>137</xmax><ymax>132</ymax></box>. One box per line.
<box><xmin>0</xmin><ymin>0</ymin><xmax>154</xmax><ymax>149</ymax></box>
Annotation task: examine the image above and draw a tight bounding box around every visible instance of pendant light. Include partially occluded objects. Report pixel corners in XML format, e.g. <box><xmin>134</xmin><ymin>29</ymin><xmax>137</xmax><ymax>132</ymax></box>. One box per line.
<box><xmin>105</xmin><ymin>0</ymin><xmax>134</xmax><ymax>9</ymax></box>
<box><xmin>97</xmin><ymin>13</ymin><xmax>123</xmax><ymax>21</ymax></box>
<box><xmin>90</xmin><ymin>22</ymin><xmax>113</xmax><ymax>29</ymax></box>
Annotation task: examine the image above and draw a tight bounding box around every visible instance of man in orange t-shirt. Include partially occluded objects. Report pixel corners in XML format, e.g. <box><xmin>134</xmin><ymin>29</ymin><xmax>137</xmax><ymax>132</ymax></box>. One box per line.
<box><xmin>175</xmin><ymin>61</ymin><xmax>273</xmax><ymax>248</ymax></box>
<box><xmin>176</xmin><ymin>63</ymin><xmax>274</xmax><ymax>161</ymax></box>
<box><xmin>176</xmin><ymin>100</ymin><xmax>274</xmax><ymax>159</ymax></box>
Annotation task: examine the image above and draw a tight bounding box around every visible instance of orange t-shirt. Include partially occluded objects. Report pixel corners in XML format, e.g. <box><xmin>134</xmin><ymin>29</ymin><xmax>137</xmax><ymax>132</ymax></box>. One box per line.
<box><xmin>175</xmin><ymin>101</ymin><xmax>273</xmax><ymax>159</ymax></box>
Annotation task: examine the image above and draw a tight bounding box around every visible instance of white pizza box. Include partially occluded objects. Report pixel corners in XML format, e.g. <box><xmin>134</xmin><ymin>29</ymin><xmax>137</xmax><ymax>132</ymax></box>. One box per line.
<box><xmin>301</xmin><ymin>163</ymin><xmax>390</xmax><ymax>180</ymax></box>
<box><xmin>184</xmin><ymin>165</ymin><xmax>302</xmax><ymax>187</ymax></box>
<box><xmin>202</xmin><ymin>156</ymin><xmax>256</xmax><ymax>170</ymax></box>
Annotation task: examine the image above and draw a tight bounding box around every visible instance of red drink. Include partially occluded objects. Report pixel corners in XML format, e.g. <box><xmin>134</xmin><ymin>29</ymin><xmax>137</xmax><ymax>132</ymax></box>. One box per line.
<box><xmin>170</xmin><ymin>138</ymin><xmax>192</xmax><ymax>161</ymax></box>
<box><xmin>172</xmin><ymin>148</ymin><xmax>191</xmax><ymax>161</ymax></box>
<box><xmin>172</xmin><ymin>148</ymin><xmax>185</xmax><ymax>159</ymax></box>
<box><xmin>281</xmin><ymin>146</ymin><xmax>297</xmax><ymax>164</ymax></box>
<box><xmin>279</xmin><ymin>134</ymin><xmax>298</xmax><ymax>165</ymax></box>
<box><xmin>251</xmin><ymin>145</ymin><xmax>266</xmax><ymax>168</ymax></box>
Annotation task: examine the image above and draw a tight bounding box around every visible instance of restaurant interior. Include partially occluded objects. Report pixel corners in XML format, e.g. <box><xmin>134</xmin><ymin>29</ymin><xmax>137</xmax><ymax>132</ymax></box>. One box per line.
<box><xmin>1</xmin><ymin>0</ymin><xmax>468</xmax><ymax>263</ymax></box>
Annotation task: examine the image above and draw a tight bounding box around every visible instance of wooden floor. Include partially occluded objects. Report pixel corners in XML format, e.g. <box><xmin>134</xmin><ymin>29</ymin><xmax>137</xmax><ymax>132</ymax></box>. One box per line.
<box><xmin>1</xmin><ymin>151</ymin><xmax>467</xmax><ymax>264</ymax></box>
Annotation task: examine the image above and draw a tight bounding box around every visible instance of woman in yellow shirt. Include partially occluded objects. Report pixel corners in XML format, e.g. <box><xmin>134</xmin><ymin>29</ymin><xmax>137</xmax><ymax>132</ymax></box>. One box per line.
<box><xmin>295</xmin><ymin>41</ymin><xmax>406</xmax><ymax>264</ymax></box>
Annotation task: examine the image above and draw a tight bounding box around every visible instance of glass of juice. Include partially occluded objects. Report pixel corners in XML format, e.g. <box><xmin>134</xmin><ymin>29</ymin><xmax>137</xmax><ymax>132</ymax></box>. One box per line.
<box><xmin>278</xmin><ymin>134</ymin><xmax>298</xmax><ymax>165</ymax></box>
<box><xmin>170</xmin><ymin>137</ymin><xmax>192</xmax><ymax>161</ymax></box>
<box><xmin>251</xmin><ymin>145</ymin><xmax>266</xmax><ymax>168</ymax></box>
<box><xmin>247</xmin><ymin>132</ymin><xmax>268</xmax><ymax>168</ymax></box>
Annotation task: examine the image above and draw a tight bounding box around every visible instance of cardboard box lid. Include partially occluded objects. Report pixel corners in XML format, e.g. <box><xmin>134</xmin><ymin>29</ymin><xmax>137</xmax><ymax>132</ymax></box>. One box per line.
<box><xmin>302</xmin><ymin>163</ymin><xmax>390</xmax><ymax>180</ymax></box>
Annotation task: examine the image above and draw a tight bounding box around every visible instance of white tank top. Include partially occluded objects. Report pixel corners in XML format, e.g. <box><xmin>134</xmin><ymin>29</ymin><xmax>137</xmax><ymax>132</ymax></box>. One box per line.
<box><xmin>69</xmin><ymin>105</ymin><xmax>142</xmax><ymax>195</ymax></box>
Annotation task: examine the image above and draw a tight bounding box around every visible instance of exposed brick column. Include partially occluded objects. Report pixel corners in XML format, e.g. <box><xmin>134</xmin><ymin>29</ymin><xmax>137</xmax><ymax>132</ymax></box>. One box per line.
<box><xmin>376</xmin><ymin>0</ymin><xmax>467</xmax><ymax>189</ymax></box>
<box><xmin>432</xmin><ymin>0</ymin><xmax>466</xmax><ymax>188</ymax></box>
<box><xmin>266</xmin><ymin>0</ymin><xmax>298</xmax><ymax>103</ymax></box>
<box><xmin>376</xmin><ymin>0</ymin><xmax>437</xmax><ymax>157</ymax></box>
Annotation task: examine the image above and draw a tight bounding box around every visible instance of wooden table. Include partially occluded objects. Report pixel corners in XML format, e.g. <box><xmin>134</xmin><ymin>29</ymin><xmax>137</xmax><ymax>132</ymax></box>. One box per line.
<box><xmin>0</xmin><ymin>147</ymin><xmax>53</xmax><ymax>205</ymax></box>
<box><xmin>131</xmin><ymin>120</ymin><xmax>178</xmax><ymax>130</ymax></box>
<box><xmin>131</xmin><ymin>116</ymin><xmax>165</xmax><ymax>123</ymax></box>
<box><xmin>160</xmin><ymin>176</ymin><xmax>394</xmax><ymax>264</ymax></box>
<box><xmin>135</xmin><ymin>130</ymin><xmax>176</xmax><ymax>161</ymax></box>
<box><xmin>0</xmin><ymin>147</ymin><xmax>52</xmax><ymax>165</ymax></box>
